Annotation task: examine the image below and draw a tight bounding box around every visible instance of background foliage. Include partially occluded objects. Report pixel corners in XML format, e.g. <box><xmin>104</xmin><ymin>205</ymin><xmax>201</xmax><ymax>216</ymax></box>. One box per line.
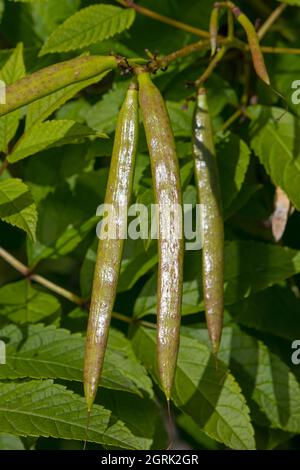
<box><xmin>1</xmin><ymin>0</ymin><xmax>300</xmax><ymax>450</ymax></box>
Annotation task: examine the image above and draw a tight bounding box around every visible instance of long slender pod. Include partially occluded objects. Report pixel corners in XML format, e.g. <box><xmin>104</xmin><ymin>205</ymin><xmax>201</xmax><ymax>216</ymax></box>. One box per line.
<box><xmin>230</xmin><ymin>4</ymin><xmax>270</xmax><ymax>85</ymax></box>
<box><xmin>84</xmin><ymin>81</ymin><xmax>139</xmax><ymax>412</ymax></box>
<box><xmin>192</xmin><ymin>87</ymin><xmax>224</xmax><ymax>354</ymax></box>
<box><xmin>0</xmin><ymin>55</ymin><xmax>118</xmax><ymax>117</ymax></box>
<box><xmin>138</xmin><ymin>72</ymin><xmax>183</xmax><ymax>400</ymax></box>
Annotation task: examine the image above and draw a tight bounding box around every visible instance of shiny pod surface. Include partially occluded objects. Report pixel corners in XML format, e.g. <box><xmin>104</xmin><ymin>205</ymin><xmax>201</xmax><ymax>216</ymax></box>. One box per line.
<box><xmin>138</xmin><ymin>72</ymin><xmax>183</xmax><ymax>400</ymax></box>
<box><xmin>0</xmin><ymin>55</ymin><xmax>118</xmax><ymax>117</ymax></box>
<box><xmin>192</xmin><ymin>88</ymin><xmax>224</xmax><ymax>354</ymax></box>
<box><xmin>84</xmin><ymin>82</ymin><xmax>139</xmax><ymax>411</ymax></box>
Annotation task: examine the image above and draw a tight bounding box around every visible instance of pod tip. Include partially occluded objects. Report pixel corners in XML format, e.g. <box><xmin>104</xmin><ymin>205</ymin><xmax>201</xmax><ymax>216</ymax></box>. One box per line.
<box><xmin>210</xmin><ymin>42</ymin><xmax>217</xmax><ymax>57</ymax></box>
<box><xmin>84</xmin><ymin>382</ymin><xmax>96</xmax><ymax>414</ymax></box>
<box><xmin>212</xmin><ymin>340</ymin><xmax>220</xmax><ymax>356</ymax></box>
<box><xmin>164</xmin><ymin>388</ymin><xmax>171</xmax><ymax>402</ymax></box>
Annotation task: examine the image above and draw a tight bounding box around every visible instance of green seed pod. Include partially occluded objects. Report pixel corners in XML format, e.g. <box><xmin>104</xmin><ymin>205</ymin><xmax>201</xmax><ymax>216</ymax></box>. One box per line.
<box><xmin>0</xmin><ymin>55</ymin><xmax>118</xmax><ymax>117</ymax></box>
<box><xmin>209</xmin><ymin>7</ymin><xmax>220</xmax><ymax>56</ymax></box>
<box><xmin>192</xmin><ymin>87</ymin><xmax>224</xmax><ymax>354</ymax></box>
<box><xmin>232</xmin><ymin>6</ymin><xmax>270</xmax><ymax>85</ymax></box>
<box><xmin>137</xmin><ymin>72</ymin><xmax>183</xmax><ymax>401</ymax></box>
<box><xmin>84</xmin><ymin>81</ymin><xmax>139</xmax><ymax>412</ymax></box>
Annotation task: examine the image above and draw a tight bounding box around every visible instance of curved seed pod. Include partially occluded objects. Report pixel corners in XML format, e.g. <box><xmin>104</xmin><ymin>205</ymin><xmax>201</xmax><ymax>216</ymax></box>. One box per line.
<box><xmin>232</xmin><ymin>6</ymin><xmax>270</xmax><ymax>85</ymax></box>
<box><xmin>192</xmin><ymin>87</ymin><xmax>224</xmax><ymax>354</ymax></box>
<box><xmin>84</xmin><ymin>81</ymin><xmax>139</xmax><ymax>412</ymax></box>
<box><xmin>0</xmin><ymin>55</ymin><xmax>118</xmax><ymax>117</ymax></box>
<box><xmin>138</xmin><ymin>72</ymin><xmax>183</xmax><ymax>400</ymax></box>
<box><xmin>209</xmin><ymin>7</ymin><xmax>220</xmax><ymax>56</ymax></box>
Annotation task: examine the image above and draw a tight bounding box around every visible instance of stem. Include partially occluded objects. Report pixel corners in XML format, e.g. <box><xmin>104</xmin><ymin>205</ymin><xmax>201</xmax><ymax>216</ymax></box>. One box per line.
<box><xmin>158</xmin><ymin>35</ymin><xmax>243</xmax><ymax>71</ymax></box>
<box><xmin>0</xmin><ymin>11</ymin><xmax>297</xmax><ymax>120</ymax></box>
<box><xmin>221</xmin><ymin>108</ymin><xmax>243</xmax><ymax>131</ymax></box>
<box><xmin>227</xmin><ymin>8</ymin><xmax>234</xmax><ymax>40</ymax></box>
<box><xmin>260</xmin><ymin>46</ymin><xmax>300</xmax><ymax>55</ymax></box>
<box><xmin>221</xmin><ymin>52</ymin><xmax>251</xmax><ymax>132</ymax></box>
<box><xmin>111</xmin><ymin>311</ymin><xmax>132</xmax><ymax>324</ymax></box>
<box><xmin>218</xmin><ymin>1</ymin><xmax>270</xmax><ymax>85</ymax></box>
<box><xmin>119</xmin><ymin>1</ymin><xmax>247</xmax><ymax>50</ymax></box>
<box><xmin>195</xmin><ymin>46</ymin><xmax>227</xmax><ymax>87</ymax></box>
<box><xmin>214</xmin><ymin>3</ymin><xmax>298</xmax><ymax>55</ymax></box>
<box><xmin>117</xmin><ymin>0</ymin><xmax>210</xmax><ymax>38</ymax></box>
<box><xmin>0</xmin><ymin>246</ymin><xmax>85</xmax><ymax>306</ymax></box>
<box><xmin>0</xmin><ymin>247</ymin><xmax>29</xmax><ymax>276</ymax></box>
<box><xmin>159</xmin><ymin>39</ymin><xmax>211</xmax><ymax>67</ymax></box>
<box><xmin>30</xmin><ymin>273</ymin><xmax>84</xmax><ymax>306</ymax></box>
<box><xmin>139</xmin><ymin>319</ymin><xmax>156</xmax><ymax>330</ymax></box>
<box><xmin>214</xmin><ymin>1</ymin><xmax>235</xmax><ymax>10</ymax></box>
<box><xmin>0</xmin><ymin>246</ymin><xmax>155</xmax><ymax>328</ymax></box>
<box><xmin>257</xmin><ymin>3</ymin><xmax>287</xmax><ymax>40</ymax></box>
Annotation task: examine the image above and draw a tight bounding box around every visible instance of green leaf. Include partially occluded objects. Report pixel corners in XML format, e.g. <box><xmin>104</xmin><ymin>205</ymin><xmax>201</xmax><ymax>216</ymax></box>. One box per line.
<box><xmin>255</xmin><ymin>427</ymin><xmax>294</xmax><ymax>451</ymax></box>
<box><xmin>217</xmin><ymin>132</ymin><xmax>251</xmax><ymax>211</ymax></box>
<box><xmin>0</xmin><ymin>43</ymin><xmax>25</xmax><ymax>153</ymax></box>
<box><xmin>271</xmin><ymin>54</ymin><xmax>300</xmax><ymax>117</ymax></box>
<box><xmin>222</xmin><ymin>241</ymin><xmax>300</xmax><ymax>305</ymax></box>
<box><xmin>98</xmin><ymin>388</ymin><xmax>160</xmax><ymax>450</ymax></box>
<box><xmin>119</xmin><ymin>241</ymin><xmax>157</xmax><ymax>293</ymax></box>
<box><xmin>0</xmin><ymin>280</ymin><xmax>61</xmax><ymax>324</ymax></box>
<box><xmin>0</xmin><ymin>434</ymin><xmax>24</xmax><ymax>450</ymax></box>
<box><xmin>166</xmin><ymin>84</ymin><xmax>237</xmax><ymax>138</ymax></box>
<box><xmin>183</xmin><ymin>325</ymin><xmax>300</xmax><ymax>434</ymax></box>
<box><xmin>26</xmin><ymin>169</ymin><xmax>108</xmax><ymax>263</ymax></box>
<box><xmin>0</xmin><ymin>379</ymin><xmax>149</xmax><ymax>449</ymax></box>
<box><xmin>177</xmin><ymin>414</ymin><xmax>219</xmax><ymax>449</ymax></box>
<box><xmin>23</xmin><ymin>143</ymin><xmax>95</xmax><ymax>204</ymax></box>
<box><xmin>1</xmin><ymin>2</ymin><xmax>40</xmax><ymax>47</ymax></box>
<box><xmin>86</xmin><ymin>80</ymin><xmax>130</xmax><ymax>134</ymax></box>
<box><xmin>131</xmin><ymin>327</ymin><xmax>255</xmax><ymax>449</ymax></box>
<box><xmin>0</xmin><ymin>178</ymin><xmax>37</xmax><ymax>240</ymax></box>
<box><xmin>206</xmin><ymin>78</ymin><xmax>238</xmax><ymax>117</ymax></box>
<box><xmin>30</xmin><ymin>0</ymin><xmax>81</xmax><ymax>41</ymax></box>
<box><xmin>40</xmin><ymin>5</ymin><xmax>135</xmax><ymax>55</ymax></box>
<box><xmin>8</xmin><ymin>120</ymin><xmax>100</xmax><ymax>163</ymax></box>
<box><xmin>0</xmin><ymin>323</ymin><xmax>153</xmax><ymax>397</ymax></box>
<box><xmin>56</xmin><ymin>98</ymin><xmax>91</xmax><ymax>123</ymax></box>
<box><xmin>25</xmin><ymin>71</ymin><xmax>110</xmax><ymax>130</ymax></box>
<box><xmin>0</xmin><ymin>42</ymin><xmax>25</xmax><ymax>85</ymax></box>
<box><xmin>166</xmin><ymin>100</ymin><xmax>193</xmax><ymax>137</ymax></box>
<box><xmin>249</xmin><ymin>106</ymin><xmax>300</xmax><ymax>210</ymax></box>
<box><xmin>228</xmin><ymin>285</ymin><xmax>300</xmax><ymax>341</ymax></box>
<box><xmin>224</xmin><ymin>183</ymin><xmax>262</xmax><ymax>220</ymax></box>
<box><xmin>28</xmin><ymin>215</ymin><xmax>99</xmax><ymax>267</ymax></box>
<box><xmin>134</xmin><ymin>241</ymin><xmax>300</xmax><ymax>317</ymax></box>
